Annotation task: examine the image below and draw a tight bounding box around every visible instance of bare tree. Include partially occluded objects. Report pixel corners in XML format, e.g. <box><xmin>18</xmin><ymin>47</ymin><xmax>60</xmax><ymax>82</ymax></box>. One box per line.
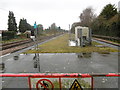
<box><xmin>79</xmin><ymin>7</ymin><xmax>96</xmax><ymax>27</ymax></box>
<box><xmin>50</xmin><ymin>23</ymin><xmax>57</xmax><ymax>36</ymax></box>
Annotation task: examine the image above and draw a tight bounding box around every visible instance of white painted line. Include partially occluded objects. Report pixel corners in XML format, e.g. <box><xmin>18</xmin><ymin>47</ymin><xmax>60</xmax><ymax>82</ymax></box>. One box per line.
<box><xmin>6</xmin><ymin>59</ymin><xmax>12</xmax><ymax>61</ymax></box>
<box><xmin>0</xmin><ymin>53</ymin><xmax>11</xmax><ymax>58</ymax></box>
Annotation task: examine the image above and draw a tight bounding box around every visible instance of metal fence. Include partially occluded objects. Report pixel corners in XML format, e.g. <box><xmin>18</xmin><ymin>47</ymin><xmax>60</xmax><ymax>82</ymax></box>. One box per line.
<box><xmin>0</xmin><ymin>73</ymin><xmax>120</xmax><ymax>90</ymax></box>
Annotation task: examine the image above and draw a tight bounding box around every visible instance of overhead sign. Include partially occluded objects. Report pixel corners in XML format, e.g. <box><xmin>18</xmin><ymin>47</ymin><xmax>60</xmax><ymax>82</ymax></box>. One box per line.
<box><xmin>69</xmin><ymin>79</ymin><xmax>83</xmax><ymax>90</ymax></box>
<box><xmin>34</xmin><ymin>22</ymin><xmax>37</xmax><ymax>29</ymax></box>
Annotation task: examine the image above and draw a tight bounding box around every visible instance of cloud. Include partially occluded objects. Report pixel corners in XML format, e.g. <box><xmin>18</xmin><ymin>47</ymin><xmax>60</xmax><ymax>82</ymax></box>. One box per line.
<box><xmin>0</xmin><ymin>0</ymin><xmax>119</xmax><ymax>30</ymax></box>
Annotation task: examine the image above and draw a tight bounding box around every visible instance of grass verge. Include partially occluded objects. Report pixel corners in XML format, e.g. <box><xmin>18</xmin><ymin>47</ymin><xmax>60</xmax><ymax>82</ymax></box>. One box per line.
<box><xmin>24</xmin><ymin>34</ymin><xmax>118</xmax><ymax>53</ymax></box>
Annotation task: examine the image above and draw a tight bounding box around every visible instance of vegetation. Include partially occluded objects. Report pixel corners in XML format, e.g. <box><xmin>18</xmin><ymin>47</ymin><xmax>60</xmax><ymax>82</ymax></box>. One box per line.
<box><xmin>71</xmin><ymin>3</ymin><xmax>119</xmax><ymax>41</ymax></box>
<box><xmin>79</xmin><ymin>7</ymin><xmax>96</xmax><ymax>27</ymax></box>
<box><xmin>19</xmin><ymin>18</ymin><xmax>29</xmax><ymax>33</ymax></box>
<box><xmin>91</xmin><ymin>4</ymin><xmax>119</xmax><ymax>38</ymax></box>
<box><xmin>3</xmin><ymin>11</ymin><xmax>66</xmax><ymax>44</ymax></box>
<box><xmin>2</xmin><ymin>33</ymin><xmax>29</xmax><ymax>44</ymax></box>
<box><xmin>44</xmin><ymin>23</ymin><xmax>66</xmax><ymax>36</ymax></box>
<box><xmin>2</xmin><ymin>31</ymin><xmax>16</xmax><ymax>40</ymax></box>
<box><xmin>24</xmin><ymin>34</ymin><xmax>118</xmax><ymax>53</ymax></box>
<box><xmin>71</xmin><ymin>7</ymin><xmax>96</xmax><ymax>33</ymax></box>
<box><xmin>8</xmin><ymin>11</ymin><xmax>17</xmax><ymax>32</ymax></box>
<box><xmin>99</xmin><ymin>4</ymin><xmax>117</xmax><ymax>20</ymax></box>
<box><xmin>5</xmin><ymin>11</ymin><xmax>17</xmax><ymax>40</ymax></box>
<box><xmin>37</xmin><ymin>24</ymin><xmax>43</xmax><ymax>35</ymax></box>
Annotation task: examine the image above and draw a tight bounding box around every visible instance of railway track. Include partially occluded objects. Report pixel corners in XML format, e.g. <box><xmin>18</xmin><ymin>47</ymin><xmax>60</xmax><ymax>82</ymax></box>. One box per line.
<box><xmin>2</xmin><ymin>39</ymin><xmax>32</xmax><ymax>50</ymax></box>
<box><xmin>2</xmin><ymin>33</ymin><xmax>118</xmax><ymax>56</ymax></box>
<box><xmin>2</xmin><ymin>35</ymin><xmax>119</xmax><ymax>50</ymax></box>
<box><xmin>1</xmin><ymin>33</ymin><xmax>64</xmax><ymax>55</ymax></box>
<box><xmin>1</xmin><ymin>34</ymin><xmax>61</xmax><ymax>50</ymax></box>
<box><xmin>93</xmin><ymin>35</ymin><xmax>120</xmax><ymax>42</ymax></box>
<box><xmin>93</xmin><ymin>37</ymin><xmax>120</xmax><ymax>47</ymax></box>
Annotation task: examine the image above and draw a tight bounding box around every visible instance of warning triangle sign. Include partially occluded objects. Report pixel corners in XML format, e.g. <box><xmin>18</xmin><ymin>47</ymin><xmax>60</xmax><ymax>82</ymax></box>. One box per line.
<box><xmin>69</xmin><ymin>79</ymin><xmax>83</xmax><ymax>90</ymax></box>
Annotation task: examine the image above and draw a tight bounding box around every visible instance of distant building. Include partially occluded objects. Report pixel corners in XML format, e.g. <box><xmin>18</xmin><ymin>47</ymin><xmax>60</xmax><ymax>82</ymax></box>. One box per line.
<box><xmin>24</xmin><ymin>30</ymin><xmax>31</xmax><ymax>38</ymax></box>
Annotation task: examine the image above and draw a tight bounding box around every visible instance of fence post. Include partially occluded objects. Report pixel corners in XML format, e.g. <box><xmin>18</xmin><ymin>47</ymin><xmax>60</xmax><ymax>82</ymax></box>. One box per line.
<box><xmin>91</xmin><ymin>77</ymin><xmax>94</xmax><ymax>90</ymax></box>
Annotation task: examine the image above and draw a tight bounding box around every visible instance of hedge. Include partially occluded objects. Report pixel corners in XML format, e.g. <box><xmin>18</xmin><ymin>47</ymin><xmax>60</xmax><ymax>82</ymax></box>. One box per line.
<box><xmin>2</xmin><ymin>31</ymin><xmax>16</xmax><ymax>40</ymax></box>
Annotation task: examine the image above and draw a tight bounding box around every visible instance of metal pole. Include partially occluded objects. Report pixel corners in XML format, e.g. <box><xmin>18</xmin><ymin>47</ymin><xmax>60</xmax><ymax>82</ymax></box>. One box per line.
<box><xmin>79</xmin><ymin>29</ymin><xmax>83</xmax><ymax>47</ymax></box>
<box><xmin>69</xmin><ymin>24</ymin><xmax>71</xmax><ymax>40</ymax></box>
<box><xmin>34</xmin><ymin>28</ymin><xmax>37</xmax><ymax>70</ymax></box>
<box><xmin>89</xmin><ymin>28</ymin><xmax>92</xmax><ymax>45</ymax></box>
<box><xmin>37</xmin><ymin>53</ymin><xmax>40</xmax><ymax>72</ymax></box>
<box><xmin>28</xmin><ymin>77</ymin><xmax>32</xmax><ymax>90</ymax></box>
<box><xmin>59</xmin><ymin>77</ymin><xmax>62</xmax><ymax>90</ymax></box>
<box><xmin>91</xmin><ymin>77</ymin><xmax>94</xmax><ymax>90</ymax></box>
<box><xmin>36</xmin><ymin>28</ymin><xmax>40</xmax><ymax>72</ymax></box>
<box><xmin>34</xmin><ymin>22</ymin><xmax>40</xmax><ymax>72</ymax></box>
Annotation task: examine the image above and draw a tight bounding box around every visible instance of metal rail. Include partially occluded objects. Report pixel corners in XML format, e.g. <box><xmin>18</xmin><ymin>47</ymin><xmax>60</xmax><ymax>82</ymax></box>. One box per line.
<box><xmin>2</xmin><ymin>33</ymin><xmax>64</xmax><ymax>51</ymax></box>
<box><xmin>2</xmin><ymin>39</ymin><xmax>32</xmax><ymax>50</ymax></box>
<box><xmin>1</xmin><ymin>73</ymin><xmax>120</xmax><ymax>77</ymax></box>
<box><xmin>93</xmin><ymin>38</ymin><xmax>120</xmax><ymax>47</ymax></box>
<box><xmin>93</xmin><ymin>35</ymin><xmax>120</xmax><ymax>41</ymax></box>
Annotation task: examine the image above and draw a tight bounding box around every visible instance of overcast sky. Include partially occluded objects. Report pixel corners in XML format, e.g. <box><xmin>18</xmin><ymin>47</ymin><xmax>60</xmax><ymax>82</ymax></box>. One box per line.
<box><xmin>0</xmin><ymin>0</ymin><xmax>119</xmax><ymax>30</ymax></box>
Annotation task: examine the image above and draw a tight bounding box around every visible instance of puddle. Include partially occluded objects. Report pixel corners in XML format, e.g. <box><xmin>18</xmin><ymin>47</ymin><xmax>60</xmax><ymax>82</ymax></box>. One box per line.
<box><xmin>2</xmin><ymin>52</ymin><xmax>118</xmax><ymax>73</ymax></box>
<box><xmin>76</xmin><ymin>52</ymin><xmax>92</xmax><ymax>58</ymax></box>
<box><xmin>69</xmin><ymin>40</ymin><xmax>76</xmax><ymax>46</ymax></box>
<box><xmin>2</xmin><ymin>52</ymin><xmax>119</xmax><ymax>89</ymax></box>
